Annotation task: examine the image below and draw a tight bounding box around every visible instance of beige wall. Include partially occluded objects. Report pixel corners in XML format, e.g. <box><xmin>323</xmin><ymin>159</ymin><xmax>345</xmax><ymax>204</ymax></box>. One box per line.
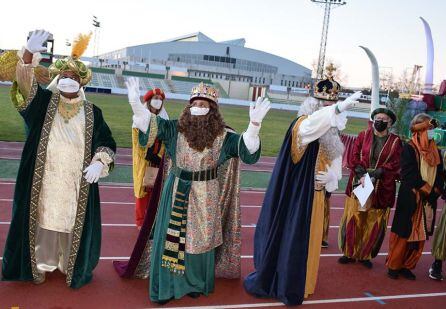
<box><xmin>214</xmin><ymin>80</ymin><xmax>251</xmax><ymax>100</ymax></box>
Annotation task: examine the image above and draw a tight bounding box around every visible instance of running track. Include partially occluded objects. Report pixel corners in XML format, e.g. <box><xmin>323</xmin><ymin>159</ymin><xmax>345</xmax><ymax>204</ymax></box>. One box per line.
<box><xmin>0</xmin><ymin>141</ymin><xmax>276</xmax><ymax>172</ymax></box>
<box><xmin>1</xmin><ymin>142</ymin><xmax>445</xmax><ymax>308</ymax></box>
<box><xmin>1</xmin><ymin>181</ymin><xmax>446</xmax><ymax>308</ymax></box>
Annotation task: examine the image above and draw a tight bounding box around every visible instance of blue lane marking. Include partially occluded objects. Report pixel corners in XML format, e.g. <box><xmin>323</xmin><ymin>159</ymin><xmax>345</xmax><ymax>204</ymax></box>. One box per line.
<box><xmin>364</xmin><ymin>292</ymin><xmax>386</xmax><ymax>305</ymax></box>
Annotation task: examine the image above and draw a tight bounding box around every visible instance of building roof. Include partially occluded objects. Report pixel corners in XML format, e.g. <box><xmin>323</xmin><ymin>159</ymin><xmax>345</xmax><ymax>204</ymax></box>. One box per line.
<box><xmin>165</xmin><ymin>32</ymin><xmax>246</xmax><ymax>47</ymax></box>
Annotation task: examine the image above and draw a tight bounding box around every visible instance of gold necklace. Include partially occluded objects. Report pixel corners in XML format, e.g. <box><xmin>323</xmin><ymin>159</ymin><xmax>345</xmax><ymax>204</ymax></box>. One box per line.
<box><xmin>58</xmin><ymin>98</ymin><xmax>84</xmax><ymax>123</ymax></box>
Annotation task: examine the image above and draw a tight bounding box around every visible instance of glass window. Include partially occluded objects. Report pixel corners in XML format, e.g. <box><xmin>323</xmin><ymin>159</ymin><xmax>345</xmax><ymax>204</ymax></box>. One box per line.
<box><xmin>204</xmin><ymin>55</ymin><xmax>209</xmax><ymax>60</ymax></box>
<box><xmin>215</xmin><ymin>56</ymin><xmax>220</xmax><ymax>62</ymax></box>
<box><xmin>209</xmin><ymin>56</ymin><xmax>215</xmax><ymax>61</ymax></box>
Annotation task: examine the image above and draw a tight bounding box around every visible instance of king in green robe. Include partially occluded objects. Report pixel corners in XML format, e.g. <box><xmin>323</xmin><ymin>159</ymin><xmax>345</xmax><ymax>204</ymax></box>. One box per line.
<box><xmin>2</xmin><ymin>30</ymin><xmax>116</xmax><ymax>289</ymax></box>
<box><xmin>127</xmin><ymin>79</ymin><xmax>271</xmax><ymax>304</ymax></box>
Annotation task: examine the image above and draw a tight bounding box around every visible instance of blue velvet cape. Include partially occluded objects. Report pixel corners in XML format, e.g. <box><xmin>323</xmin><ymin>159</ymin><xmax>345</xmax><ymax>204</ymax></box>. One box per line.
<box><xmin>244</xmin><ymin>118</ymin><xmax>318</xmax><ymax>306</ymax></box>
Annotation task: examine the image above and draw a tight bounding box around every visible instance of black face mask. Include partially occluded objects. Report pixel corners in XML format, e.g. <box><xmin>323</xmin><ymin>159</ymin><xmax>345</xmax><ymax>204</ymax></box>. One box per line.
<box><xmin>374</xmin><ymin>120</ymin><xmax>388</xmax><ymax>132</ymax></box>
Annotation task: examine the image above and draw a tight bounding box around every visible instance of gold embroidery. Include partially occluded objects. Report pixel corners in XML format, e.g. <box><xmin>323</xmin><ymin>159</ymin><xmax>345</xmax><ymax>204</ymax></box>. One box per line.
<box><xmin>58</xmin><ymin>98</ymin><xmax>84</xmax><ymax>123</ymax></box>
<box><xmin>291</xmin><ymin>116</ymin><xmax>309</xmax><ymax>164</ymax></box>
<box><xmin>65</xmin><ymin>100</ymin><xmax>93</xmax><ymax>286</ymax></box>
<box><xmin>165</xmin><ymin>241</ymin><xmax>179</xmax><ymax>251</ymax></box>
<box><xmin>11</xmin><ymin>77</ymin><xmax>38</xmax><ymax>112</ymax></box>
<box><xmin>146</xmin><ymin>113</ymin><xmax>158</xmax><ymax>148</ymax></box>
<box><xmin>28</xmin><ymin>91</ymin><xmax>59</xmax><ymax>281</ymax></box>
<box><xmin>167</xmin><ymin>228</ymin><xmax>180</xmax><ymax>237</ymax></box>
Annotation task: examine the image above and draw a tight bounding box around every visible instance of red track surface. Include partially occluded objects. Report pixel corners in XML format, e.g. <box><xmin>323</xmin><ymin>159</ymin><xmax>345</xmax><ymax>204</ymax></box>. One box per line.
<box><xmin>0</xmin><ymin>141</ymin><xmax>276</xmax><ymax>172</ymax></box>
<box><xmin>1</xmin><ymin>180</ymin><xmax>446</xmax><ymax>308</ymax></box>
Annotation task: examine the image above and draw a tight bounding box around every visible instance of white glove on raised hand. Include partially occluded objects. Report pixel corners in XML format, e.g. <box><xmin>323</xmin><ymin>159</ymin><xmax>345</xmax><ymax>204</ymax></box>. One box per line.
<box><xmin>26</xmin><ymin>30</ymin><xmax>50</xmax><ymax>54</ymax></box>
<box><xmin>125</xmin><ymin>77</ymin><xmax>148</xmax><ymax>117</ymax></box>
<box><xmin>315</xmin><ymin>170</ymin><xmax>337</xmax><ymax>186</ymax></box>
<box><xmin>250</xmin><ymin>97</ymin><xmax>271</xmax><ymax>124</ymax></box>
<box><xmin>83</xmin><ymin>161</ymin><xmax>104</xmax><ymax>184</ymax></box>
<box><xmin>336</xmin><ymin>91</ymin><xmax>362</xmax><ymax>113</ymax></box>
<box><xmin>125</xmin><ymin>77</ymin><xmax>142</xmax><ymax>104</ymax></box>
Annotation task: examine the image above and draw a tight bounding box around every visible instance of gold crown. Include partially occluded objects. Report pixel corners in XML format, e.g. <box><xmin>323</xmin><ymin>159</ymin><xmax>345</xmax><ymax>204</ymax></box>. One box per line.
<box><xmin>313</xmin><ymin>63</ymin><xmax>341</xmax><ymax>101</ymax></box>
<box><xmin>190</xmin><ymin>82</ymin><xmax>219</xmax><ymax>104</ymax></box>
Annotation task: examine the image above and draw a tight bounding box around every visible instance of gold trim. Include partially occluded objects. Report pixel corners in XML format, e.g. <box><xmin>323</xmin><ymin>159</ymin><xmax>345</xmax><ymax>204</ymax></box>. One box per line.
<box><xmin>95</xmin><ymin>146</ymin><xmax>115</xmax><ymax>160</ymax></box>
<box><xmin>291</xmin><ymin>116</ymin><xmax>308</xmax><ymax>164</ymax></box>
<box><xmin>146</xmin><ymin>113</ymin><xmax>158</xmax><ymax>148</ymax></box>
<box><xmin>28</xmin><ymin>91</ymin><xmax>59</xmax><ymax>281</ymax></box>
<box><xmin>14</xmin><ymin>77</ymin><xmax>38</xmax><ymax>112</ymax></box>
<box><xmin>65</xmin><ymin>100</ymin><xmax>94</xmax><ymax>286</ymax></box>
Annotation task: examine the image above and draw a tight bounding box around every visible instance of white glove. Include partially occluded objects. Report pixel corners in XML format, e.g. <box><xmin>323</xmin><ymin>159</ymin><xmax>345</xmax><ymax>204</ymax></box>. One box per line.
<box><xmin>83</xmin><ymin>161</ymin><xmax>104</xmax><ymax>184</ymax></box>
<box><xmin>26</xmin><ymin>30</ymin><xmax>50</xmax><ymax>54</ymax></box>
<box><xmin>315</xmin><ymin>170</ymin><xmax>337</xmax><ymax>186</ymax></box>
<box><xmin>125</xmin><ymin>77</ymin><xmax>142</xmax><ymax>104</ymax></box>
<box><xmin>336</xmin><ymin>91</ymin><xmax>362</xmax><ymax>113</ymax></box>
<box><xmin>250</xmin><ymin>97</ymin><xmax>271</xmax><ymax>124</ymax></box>
<box><xmin>125</xmin><ymin>77</ymin><xmax>149</xmax><ymax>119</ymax></box>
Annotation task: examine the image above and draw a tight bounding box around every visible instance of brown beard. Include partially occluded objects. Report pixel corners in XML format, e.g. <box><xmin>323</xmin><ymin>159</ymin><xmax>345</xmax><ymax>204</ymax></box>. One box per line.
<box><xmin>178</xmin><ymin>102</ymin><xmax>226</xmax><ymax>152</ymax></box>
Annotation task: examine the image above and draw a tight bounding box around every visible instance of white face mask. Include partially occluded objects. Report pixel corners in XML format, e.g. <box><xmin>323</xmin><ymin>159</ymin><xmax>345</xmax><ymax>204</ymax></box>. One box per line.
<box><xmin>190</xmin><ymin>106</ymin><xmax>210</xmax><ymax>116</ymax></box>
<box><xmin>57</xmin><ymin>78</ymin><xmax>80</xmax><ymax>93</ymax></box>
<box><xmin>150</xmin><ymin>99</ymin><xmax>163</xmax><ymax>110</ymax></box>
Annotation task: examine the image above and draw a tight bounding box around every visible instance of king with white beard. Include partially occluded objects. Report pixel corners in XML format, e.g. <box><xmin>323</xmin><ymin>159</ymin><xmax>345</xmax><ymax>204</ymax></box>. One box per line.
<box><xmin>244</xmin><ymin>65</ymin><xmax>362</xmax><ymax>306</ymax></box>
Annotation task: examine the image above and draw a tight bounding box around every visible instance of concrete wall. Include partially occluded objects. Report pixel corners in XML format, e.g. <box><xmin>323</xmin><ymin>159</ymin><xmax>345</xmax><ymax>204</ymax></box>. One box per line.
<box><xmin>216</xmin><ymin>80</ymin><xmax>250</xmax><ymax>100</ymax></box>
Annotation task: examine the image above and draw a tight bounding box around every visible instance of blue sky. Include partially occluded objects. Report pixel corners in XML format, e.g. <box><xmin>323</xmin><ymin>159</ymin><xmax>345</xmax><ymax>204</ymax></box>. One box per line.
<box><xmin>0</xmin><ymin>0</ymin><xmax>444</xmax><ymax>87</ymax></box>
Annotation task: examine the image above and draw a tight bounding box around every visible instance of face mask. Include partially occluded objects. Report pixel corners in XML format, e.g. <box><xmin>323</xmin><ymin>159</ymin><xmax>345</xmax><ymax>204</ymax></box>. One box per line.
<box><xmin>190</xmin><ymin>107</ymin><xmax>209</xmax><ymax>116</ymax></box>
<box><xmin>57</xmin><ymin>78</ymin><xmax>80</xmax><ymax>93</ymax></box>
<box><xmin>150</xmin><ymin>99</ymin><xmax>163</xmax><ymax>110</ymax></box>
<box><xmin>373</xmin><ymin>120</ymin><xmax>388</xmax><ymax>133</ymax></box>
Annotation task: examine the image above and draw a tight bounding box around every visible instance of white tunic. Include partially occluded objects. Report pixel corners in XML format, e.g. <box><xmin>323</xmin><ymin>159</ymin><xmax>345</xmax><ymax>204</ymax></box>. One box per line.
<box><xmin>38</xmin><ymin>97</ymin><xmax>86</xmax><ymax>233</ymax></box>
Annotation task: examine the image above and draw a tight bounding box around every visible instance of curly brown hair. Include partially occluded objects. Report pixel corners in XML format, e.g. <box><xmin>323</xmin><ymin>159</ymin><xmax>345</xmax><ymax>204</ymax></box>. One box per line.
<box><xmin>178</xmin><ymin>101</ymin><xmax>226</xmax><ymax>152</ymax></box>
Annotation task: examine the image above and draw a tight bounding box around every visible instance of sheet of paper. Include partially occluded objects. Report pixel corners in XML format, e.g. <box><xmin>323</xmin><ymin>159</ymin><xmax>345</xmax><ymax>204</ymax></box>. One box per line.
<box><xmin>352</xmin><ymin>173</ymin><xmax>374</xmax><ymax>208</ymax></box>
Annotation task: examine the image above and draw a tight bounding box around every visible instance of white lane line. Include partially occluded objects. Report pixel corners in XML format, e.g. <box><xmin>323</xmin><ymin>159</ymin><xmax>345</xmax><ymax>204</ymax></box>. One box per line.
<box><xmin>241</xmin><ymin>252</ymin><xmax>432</xmax><ymax>259</ymax></box>
<box><xmin>0</xmin><ymin>252</ymin><xmax>433</xmax><ymax>262</ymax></box>
<box><xmin>143</xmin><ymin>292</ymin><xmax>446</xmax><ymax>308</ymax></box>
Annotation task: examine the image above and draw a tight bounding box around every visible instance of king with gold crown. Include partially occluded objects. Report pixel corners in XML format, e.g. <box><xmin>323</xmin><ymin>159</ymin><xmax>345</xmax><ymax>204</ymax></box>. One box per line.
<box><xmin>2</xmin><ymin>29</ymin><xmax>116</xmax><ymax>288</ymax></box>
<box><xmin>244</xmin><ymin>65</ymin><xmax>363</xmax><ymax>305</ymax></box>
<box><xmin>126</xmin><ymin>77</ymin><xmax>270</xmax><ymax>304</ymax></box>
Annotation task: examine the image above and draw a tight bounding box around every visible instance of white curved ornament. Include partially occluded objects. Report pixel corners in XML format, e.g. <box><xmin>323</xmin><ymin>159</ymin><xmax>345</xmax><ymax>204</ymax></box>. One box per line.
<box><xmin>359</xmin><ymin>46</ymin><xmax>380</xmax><ymax>116</ymax></box>
<box><xmin>420</xmin><ymin>17</ymin><xmax>434</xmax><ymax>94</ymax></box>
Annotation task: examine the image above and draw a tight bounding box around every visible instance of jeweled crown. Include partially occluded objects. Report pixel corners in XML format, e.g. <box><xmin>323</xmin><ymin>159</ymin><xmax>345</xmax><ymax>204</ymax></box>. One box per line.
<box><xmin>313</xmin><ymin>63</ymin><xmax>341</xmax><ymax>101</ymax></box>
<box><xmin>190</xmin><ymin>82</ymin><xmax>219</xmax><ymax>104</ymax></box>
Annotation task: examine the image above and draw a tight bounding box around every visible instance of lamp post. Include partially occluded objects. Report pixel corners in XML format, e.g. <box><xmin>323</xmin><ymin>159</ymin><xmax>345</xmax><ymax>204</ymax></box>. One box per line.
<box><xmin>311</xmin><ymin>0</ymin><xmax>347</xmax><ymax>79</ymax></box>
<box><xmin>92</xmin><ymin>16</ymin><xmax>101</xmax><ymax>57</ymax></box>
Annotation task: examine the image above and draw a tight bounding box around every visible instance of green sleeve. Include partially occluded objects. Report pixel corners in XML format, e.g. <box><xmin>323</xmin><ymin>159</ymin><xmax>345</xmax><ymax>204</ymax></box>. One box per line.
<box><xmin>156</xmin><ymin>117</ymin><xmax>177</xmax><ymax>142</ymax></box>
<box><xmin>138</xmin><ymin>116</ymin><xmax>178</xmax><ymax>159</ymax></box>
<box><xmin>219</xmin><ymin>131</ymin><xmax>261</xmax><ymax>165</ymax></box>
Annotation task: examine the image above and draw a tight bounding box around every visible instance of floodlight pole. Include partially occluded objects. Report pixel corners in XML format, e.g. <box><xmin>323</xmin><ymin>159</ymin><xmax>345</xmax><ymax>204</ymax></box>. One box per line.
<box><xmin>92</xmin><ymin>16</ymin><xmax>101</xmax><ymax>58</ymax></box>
<box><xmin>311</xmin><ymin>0</ymin><xmax>346</xmax><ymax>79</ymax></box>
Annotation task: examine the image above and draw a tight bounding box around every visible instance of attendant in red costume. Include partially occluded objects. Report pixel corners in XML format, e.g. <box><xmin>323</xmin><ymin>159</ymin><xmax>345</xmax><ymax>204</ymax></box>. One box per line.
<box><xmin>132</xmin><ymin>88</ymin><xmax>168</xmax><ymax>229</ymax></box>
<box><xmin>339</xmin><ymin>107</ymin><xmax>402</xmax><ymax>269</ymax></box>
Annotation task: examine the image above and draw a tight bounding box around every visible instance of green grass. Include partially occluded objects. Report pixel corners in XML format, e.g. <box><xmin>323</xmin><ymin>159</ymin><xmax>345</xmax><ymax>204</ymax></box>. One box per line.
<box><xmin>0</xmin><ymin>85</ymin><xmax>368</xmax><ymax>156</ymax></box>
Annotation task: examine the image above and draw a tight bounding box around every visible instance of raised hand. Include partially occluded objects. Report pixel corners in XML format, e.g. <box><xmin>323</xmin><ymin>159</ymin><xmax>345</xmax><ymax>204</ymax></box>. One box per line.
<box><xmin>125</xmin><ymin>77</ymin><xmax>142</xmax><ymax>104</ymax></box>
<box><xmin>26</xmin><ymin>30</ymin><xmax>50</xmax><ymax>54</ymax></box>
<box><xmin>336</xmin><ymin>91</ymin><xmax>362</xmax><ymax>113</ymax></box>
<box><xmin>250</xmin><ymin>97</ymin><xmax>271</xmax><ymax>125</ymax></box>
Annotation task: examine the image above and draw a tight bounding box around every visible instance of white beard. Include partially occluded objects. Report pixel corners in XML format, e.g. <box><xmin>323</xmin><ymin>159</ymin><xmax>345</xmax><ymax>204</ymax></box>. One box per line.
<box><xmin>298</xmin><ymin>96</ymin><xmax>344</xmax><ymax>161</ymax></box>
<box><xmin>319</xmin><ymin>127</ymin><xmax>345</xmax><ymax>161</ymax></box>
